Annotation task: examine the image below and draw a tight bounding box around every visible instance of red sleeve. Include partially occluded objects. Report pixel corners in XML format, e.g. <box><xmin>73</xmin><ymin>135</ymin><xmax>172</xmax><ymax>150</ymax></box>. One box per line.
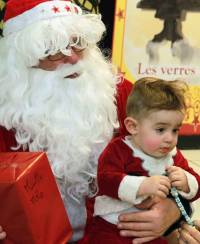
<box><xmin>115</xmin><ymin>78</ymin><xmax>133</xmax><ymax>137</ymax></box>
<box><xmin>0</xmin><ymin>126</ymin><xmax>17</xmax><ymax>152</ymax></box>
<box><xmin>97</xmin><ymin>136</ymin><xmax>132</xmax><ymax>199</ymax></box>
<box><xmin>174</xmin><ymin>149</ymin><xmax>200</xmax><ymax>201</ymax></box>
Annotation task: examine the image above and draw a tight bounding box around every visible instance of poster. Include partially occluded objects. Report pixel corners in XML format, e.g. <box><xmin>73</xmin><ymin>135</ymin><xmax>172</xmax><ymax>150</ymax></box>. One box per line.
<box><xmin>112</xmin><ymin>0</ymin><xmax>200</xmax><ymax>137</ymax></box>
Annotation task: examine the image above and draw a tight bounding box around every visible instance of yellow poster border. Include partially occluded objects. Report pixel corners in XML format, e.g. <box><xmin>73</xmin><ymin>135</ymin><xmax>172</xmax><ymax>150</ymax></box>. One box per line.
<box><xmin>112</xmin><ymin>1</ymin><xmax>135</xmax><ymax>83</ymax></box>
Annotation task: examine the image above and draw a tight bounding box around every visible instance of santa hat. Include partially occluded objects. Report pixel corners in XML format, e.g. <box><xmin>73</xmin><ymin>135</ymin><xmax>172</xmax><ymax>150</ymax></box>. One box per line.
<box><xmin>3</xmin><ymin>0</ymin><xmax>82</xmax><ymax>36</ymax></box>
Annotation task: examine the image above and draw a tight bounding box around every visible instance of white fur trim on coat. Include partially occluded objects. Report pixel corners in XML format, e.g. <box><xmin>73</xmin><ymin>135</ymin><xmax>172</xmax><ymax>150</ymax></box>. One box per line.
<box><xmin>118</xmin><ymin>175</ymin><xmax>148</xmax><ymax>204</ymax></box>
<box><xmin>94</xmin><ymin>195</ymin><xmax>140</xmax><ymax>225</ymax></box>
<box><xmin>178</xmin><ymin>170</ymin><xmax>199</xmax><ymax>199</ymax></box>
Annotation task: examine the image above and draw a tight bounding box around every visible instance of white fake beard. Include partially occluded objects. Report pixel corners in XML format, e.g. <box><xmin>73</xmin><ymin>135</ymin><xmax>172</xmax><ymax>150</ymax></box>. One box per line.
<box><xmin>0</xmin><ymin>49</ymin><xmax>118</xmax><ymax>197</ymax></box>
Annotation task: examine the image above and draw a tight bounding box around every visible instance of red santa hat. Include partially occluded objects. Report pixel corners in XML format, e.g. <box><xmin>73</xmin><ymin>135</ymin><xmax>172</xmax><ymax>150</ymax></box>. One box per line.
<box><xmin>3</xmin><ymin>0</ymin><xmax>82</xmax><ymax>36</ymax></box>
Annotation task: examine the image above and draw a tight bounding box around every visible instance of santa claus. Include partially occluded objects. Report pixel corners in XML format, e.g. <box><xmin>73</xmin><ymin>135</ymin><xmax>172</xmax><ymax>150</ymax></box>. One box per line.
<box><xmin>0</xmin><ymin>0</ymin><xmax>189</xmax><ymax>243</ymax></box>
<box><xmin>0</xmin><ymin>0</ymin><xmax>130</xmax><ymax>241</ymax></box>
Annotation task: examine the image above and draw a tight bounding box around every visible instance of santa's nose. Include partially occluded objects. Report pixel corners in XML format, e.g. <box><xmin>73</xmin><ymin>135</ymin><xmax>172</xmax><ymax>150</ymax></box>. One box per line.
<box><xmin>63</xmin><ymin>49</ymin><xmax>82</xmax><ymax>65</ymax></box>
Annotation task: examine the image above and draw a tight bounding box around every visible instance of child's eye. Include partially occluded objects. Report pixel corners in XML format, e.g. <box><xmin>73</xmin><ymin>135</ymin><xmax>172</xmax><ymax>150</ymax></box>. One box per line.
<box><xmin>173</xmin><ymin>128</ymin><xmax>180</xmax><ymax>133</ymax></box>
<box><xmin>156</xmin><ymin>128</ymin><xmax>165</xmax><ymax>133</ymax></box>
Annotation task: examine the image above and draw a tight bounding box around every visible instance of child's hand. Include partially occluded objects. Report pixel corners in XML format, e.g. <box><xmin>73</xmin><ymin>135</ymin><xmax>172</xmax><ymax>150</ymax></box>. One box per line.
<box><xmin>166</xmin><ymin>166</ymin><xmax>189</xmax><ymax>193</ymax></box>
<box><xmin>0</xmin><ymin>226</ymin><xmax>6</xmax><ymax>240</ymax></box>
<box><xmin>137</xmin><ymin>175</ymin><xmax>171</xmax><ymax>198</ymax></box>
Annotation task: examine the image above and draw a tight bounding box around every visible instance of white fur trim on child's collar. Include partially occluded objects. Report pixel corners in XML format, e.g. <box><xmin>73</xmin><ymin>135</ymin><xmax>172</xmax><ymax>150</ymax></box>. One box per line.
<box><xmin>123</xmin><ymin>136</ymin><xmax>177</xmax><ymax>176</ymax></box>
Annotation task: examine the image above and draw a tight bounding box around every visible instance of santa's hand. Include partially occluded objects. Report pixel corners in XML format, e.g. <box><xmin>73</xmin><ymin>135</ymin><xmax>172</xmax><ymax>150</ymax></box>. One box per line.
<box><xmin>0</xmin><ymin>226</ymin><xmax>6</xmax><ymax>240</ymax></box>
<box><xmin>117</xmin><ymin>198</ymin><xmax>181</xmax><ymax>243</ymax></box>
<box><xmin>137</xmin><ymin>175</ymin><xmax>171</xmax><ymax>199</ymax></box>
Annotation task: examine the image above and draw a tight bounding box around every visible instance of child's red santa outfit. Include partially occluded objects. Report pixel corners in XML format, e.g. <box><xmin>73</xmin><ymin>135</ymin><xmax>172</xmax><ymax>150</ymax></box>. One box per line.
<box><xmin>87</xmin><ymin>136</ymin><xmax>200</xmax><ymax>244</ymax></box>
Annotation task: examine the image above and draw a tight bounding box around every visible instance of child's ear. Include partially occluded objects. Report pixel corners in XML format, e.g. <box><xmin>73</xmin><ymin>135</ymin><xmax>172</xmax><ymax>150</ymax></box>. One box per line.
<box><xmin>124</xmin><ymin>117</ymin><xmax>138</xmax><ymax>135</ymax></box>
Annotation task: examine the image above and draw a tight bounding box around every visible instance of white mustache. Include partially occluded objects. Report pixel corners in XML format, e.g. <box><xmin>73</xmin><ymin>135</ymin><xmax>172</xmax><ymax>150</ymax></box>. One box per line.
<box><xmin>55</xmin><ymin>62</ymin><xmax>84</xmax><ymax>79</ymax></box>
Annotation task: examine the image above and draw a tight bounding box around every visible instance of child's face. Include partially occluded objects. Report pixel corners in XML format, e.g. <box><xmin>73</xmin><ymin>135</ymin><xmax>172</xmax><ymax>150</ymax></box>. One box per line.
<box><xmin>133</xmin><ymin>110</ymin><xmax>184</xmax><ymax>158</ymax></box>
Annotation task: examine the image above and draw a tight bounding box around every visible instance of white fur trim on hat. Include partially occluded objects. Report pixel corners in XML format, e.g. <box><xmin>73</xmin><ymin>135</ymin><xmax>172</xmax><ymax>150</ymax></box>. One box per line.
<box><xmin>3</xmin><ymin>1</ymin><xmax>82</xmax><ymax>36</ymax></box>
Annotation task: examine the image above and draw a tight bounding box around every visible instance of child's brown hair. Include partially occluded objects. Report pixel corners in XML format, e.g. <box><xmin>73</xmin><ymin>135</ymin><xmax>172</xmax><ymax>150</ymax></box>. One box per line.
<box><xmin>126</xmin><ymin>77</ymin><xmax>188</xmax><ymax>119</ymax></box>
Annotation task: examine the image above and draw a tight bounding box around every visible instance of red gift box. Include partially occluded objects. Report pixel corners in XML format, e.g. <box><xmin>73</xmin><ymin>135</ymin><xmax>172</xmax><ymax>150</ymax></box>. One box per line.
<box><xmin>0</xmin><ymin>152</ymin><xmax>72</xmax><ymax>244</ymax></box>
